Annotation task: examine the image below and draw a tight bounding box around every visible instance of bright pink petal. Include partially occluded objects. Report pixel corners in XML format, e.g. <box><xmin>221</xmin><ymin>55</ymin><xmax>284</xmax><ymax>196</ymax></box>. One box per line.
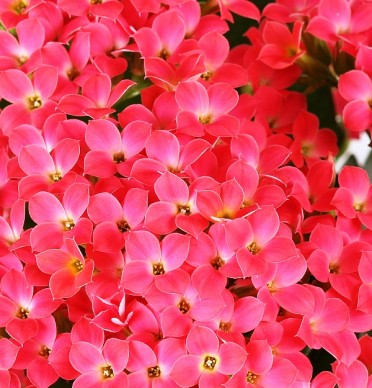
<box><xmin>70</xmin><ymin>342</ymin><xmax>105</xmax><ymax>373</ymax></box>
<box><xmin>122</xmin><ymin>121</ymin><xmax>151</xmax><ymax>159</ymax></box>
<box><xmin>176</xmin><ymin>80</ymin><xmax>209</xmax><ymax>114</ymax></box>
<box><xmin>0</xmin><ymin>69</ymin><xmax>33</xmax><ymax>103</ymax></box>
<box><xmin>170</xmin><ymin>355</ymin><xmax>201</xmax><ymax>387</ymax></box>
<box><xmin>86</xmin><ymin>119</ymin><xmax>121</xmax><ymax>153</ymax></box>
<box><xmin>218</xmin><ymin>342</ymin><xmax>246</xmax><ymax>374</ymax></box>
<box><xmin>339</xmin><ymin>70</ymin><xmax>372</xmax><ymax>101</ymax></box>
<box><xmin>29</xmin><ymin>191</ymin><xmax>66</xmax><ymax>224</ymax></box>
<box><xmin>146</xmin><ymin>130</ymin><xmax>180</xmax><ymax>169</ymax></box>
<box><xmin>144</xmin><ymin>202</ymin><xmax>178</xmax><ymax>235</ymax></box>
<box><xmin>161</xmin><ymin>233</ymin><xmax>190</xmax><ymax>270</ymax></box>
<box><xmin>88</xmin><ymin>193</ymin><xmax>123</xmax><ymax>224</ymax></box>
<box><xmin>126</xmin><ymin>231</ymin><xmax>161</xmax><ymax>262</ymax></box>
<box><xmin>83</xmin><ymin>73</ymin><xmax>110</xmax><ymax>107</ymax></box>
<box><xmin>155</xmin><ymin>171</ymin><xmax>189</xmax><ymax>204</ymax></box>
<box><xmin>103</xmin><ymin>338</ymin><xmax>129</xmax><ymax>373</ymax></box>
<box><xmin>19</xmin><ymin>145</ymin><xmax>54</xmax><ymax>176</ymax></box>
<box><xmin>121</xmin><ymin>261</ymin><xmax>153</xmax><ymax>294</ymax></box>
<box><xmin>84</xmin><ymin>150</ymin><xmax>116</xmax><ymax>178</ymax></box>
<box><xmin>63</xmin><ymin>183</ymin><xmax>90</xmax><ymax>220</ymax></box>
<box><xmin>186</xmin><ymin>325</ymin><xmax>219</xmax><ymax>355</ymax></box>
<box><xmin>123</xmin><ymin>188</ymin><xmax>148</xmax><ymax>228</ymax></box>
<box><xmin>92</xmin><ymin>222</ymin><xmax>124</xmax><ymax>252</ymax></box>
<box><xmin>249</xmin><ymin>206</ymin><xmax>280</xmax><ymax>245</ymax></box>
<box><xmin>207</xmin><ymin>82</ymin><xmax>239</xmax><ymax>115</ymax></box>
<box><xmin>343</xmin><ymin>100</ymin><xmax>371</xmax><ymax>132</ymax></box>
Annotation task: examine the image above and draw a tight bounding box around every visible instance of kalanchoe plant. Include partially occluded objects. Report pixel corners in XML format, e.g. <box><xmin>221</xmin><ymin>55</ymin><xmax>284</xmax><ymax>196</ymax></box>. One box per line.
<box><xmin>0</xmin><ymin>0</ymin><xmax>372</xmax><ymax>387</ymax></box>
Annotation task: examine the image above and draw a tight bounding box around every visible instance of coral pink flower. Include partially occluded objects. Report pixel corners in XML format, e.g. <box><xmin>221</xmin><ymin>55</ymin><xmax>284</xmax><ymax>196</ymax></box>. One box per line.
<box><xmin>126</xmin><ymin>339</ymin><xmax>186</xmax><ymax>387</ymax></box>
<box><xmin>0</xmin><ymin>269</ymin><xmax>61</xmax><ymax>344</ymax></box>
<box><xmin>121</xmin><ymin>231</ymin><xmax>190</xmax><ymax>295</ymax></box>
<box><xmin>225</xmin><ymin>339</ymin><xmax>298</xmax><ymax>387</ymax></box>
<box><xmin>338</xmin><ymin>70</ymin><xmax>372</xmax><ymax>132</ymax></box>
<box><xmin>332</xmin><ymin>166</ymin><xmax>372</xmax><ymax>229</ymax></box>
<box><xmin>84</xmin><ymin>119</ymin><xmax>151</xmax><ymax>178</ymax></box>
<box><xmin>28</xmin><ymin>183</ymin><xmax>91</xmax><ymax>251</ymax></box>
<box><xmin>225</xmin><ymin>206</ymin><xmax>298</xmax><ymax>277</ymax></box>
<box><xmin>36</xmin><ymin>238</ymin><xmax>94</xmax><ymax>299</ymax></box>
<box><xmin>145</xmin><ymin>171</ymin><xmax>209</xmax><ymax>236</ymax></box>
<box><xmin>198</xmin><ymin>31</ymin><xmax>248</xmax><ymax>87</ymax></box>
<box><xmin>357</xmin><ymin>252</ymin><xmax>372</xmax><ymax>315</ymax></box>
<box><xmin>175</xmin><ymin>80</ymin><xmax>239</xmax><ymax>137</ymax></box>
<box><xmin>69</xmin><ymin>338</ymin><xmax>129</xmax><ymax>387</ymax></box>
<box><xmin>0</xmin><ymin>18</ymin><xmax>44</xmax><ymax>71</ymax></box>
<box><xmin>18</xmin><ymin>138</ymin><xmax>80</xmax><ymax>199</ymax></box>
<box><xmin>131</xmin><ymin>130</ymin><xmax>210</xmax><ymax>185</ymax></box>
<box><xmin>13</xmin><ymin>315</ymin><xmax>59</xmax><ymax>388</ymax></box>
<box><xmin>170</xmin><ymin>325</ymin><xmax>246</xmax><ymax>387</ymax></box>
<box><xmin>258</xmin><ymin>21</ymin><xmax>305</xmax><ymax>69</ymax></box>
<box><xmin>133</xmin><ymin>10</ymin><xmax>186</xmax><ymax>59</ymax></box>
<box><xmin>58</xmin><ymin>73</ymin><xmax>135</xmax><ymax>119</ymax></box>
<box><xmin>0</xmin><ymin>66</ymin><xmax>58</xmax><ymax>133</ymax></box>
<box><xmin>87</xmin><ymin>188</ymin><xmax>148</xmax><ymax>252</ymax></box>
<box><xmin>0</xmin><ymin>338</ymin><xmax>20</xmax><ymax>388</ymax></box>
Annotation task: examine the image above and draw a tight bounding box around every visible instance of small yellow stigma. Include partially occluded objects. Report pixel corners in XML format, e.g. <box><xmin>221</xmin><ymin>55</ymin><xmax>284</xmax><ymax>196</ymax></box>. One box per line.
<box><xmin>147</xmin><ymin>365</ymin><xmax>161</xmax><ymax>378</ymax></box>
<box><xmin>158</xmin><ymin>48</ymin><xmax>170</xmax><ymax>60</ymax></box>
<box><xmin>13</xmin><ymin>0</ymin><xmax>28</xmax><ymax>14</ymax></box>
<box><xmin>39</xmin><ymin>345</ymin><xmax>51</xmax><ymax>358</ymax></box>
<box><xmin>67</xmin><ymin>67</ymin><xmax>79</xmax><ymax>81</ymax></box>
<box><xmin>28</xmin><ymin>95</ymin><xmax>42</xmax><ymax>110</ymax></box>
<box><xmin>199</xmin><ymin>114</ymin><xmax>211</xmax><ymax>125</ymax></box>
<box><xmin>203</xmin><ymin>355</ymin><xmax>217</xmax><ymax>371</ymax></box>
<box><xmin>201</xmin><ymin>71</ymin><xmax>213</xmax><ymax>81</ymax></box>
<box><xmin>69</xmin><ymin>258</ymin><xmax>84</xmax><ymax>273</ymax></box>
<box><xmin>211</xmin><ymin>256</ymin><xmax>225</xmax><ymax>269</ymax></box>
<box><xmin>90</xmin><ymin>0</ymin><xmax>102</xmax><ymax>4</ymax></box>
<box><xmin>113</xmin><ymin>152</ymin><xmax>125</xmax><ymax>164</ymax></box>
<box><xmin>16</xmin><ymin>307</ymin><xmax>29</xmax><ymax>319</ymax></box>
<box><xmin>152</xmin><ymin>263</ymin><xmax>165</xmax><ymax>276</ymax></box>
<box><xmin>246</xmin><ymin>371</ymin><xmax>258</xmax><ymax>384</ymax></box>
<box><xmin>101</xmin><ymin>365</ymin><xmax>114</xmax><ymax>379</ymax></box>
<box><xmin>353</xmin><ymin>203</ymin><xmax>363</xmax><ymax>212</ymax></box>
<box><xmin>17</xmin><ymin>54</ymin><xmax>28</xmax><ymax>65</ymax></box>
<box><xmin>329</xmin><ymin>263</ymin><xmax>339</xmax><ymax>274</ymax></box>
<box><xmin>177</xmin><ymin>298</ymin><xmax>190</xmax><ymax>314</ymax></box>
<box><xmin>63</xmin><ymin>219</ymin><xmax>75</xmax><ymax>231</ymax></box>
<box><xmin>177</xmin><ymin>204</ymin><xmax>191</xmax><ymax>215</ymax></box>
<box><xmin>247</xmin><ymin>242</ymin><xmax>259</xmax><ymax>255</ymax></box>
<box><xmin>50</xmin><ymin>172</ymin><xmax>62</xmax><ymax>182</ymax></box>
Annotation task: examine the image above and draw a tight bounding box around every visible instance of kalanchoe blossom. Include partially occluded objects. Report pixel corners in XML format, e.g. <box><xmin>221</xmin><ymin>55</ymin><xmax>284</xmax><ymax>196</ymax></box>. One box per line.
<box><xmin>69</xmin><ymin>338</ymin><xmax>129</xmax><ymax>387</ymax></box>
<box><xmin>87</xmin><ymin>188</ymin><xmax>148</xmax><ymax>252</ymax></box>
<box><xmin>175</xmin><ymin>80</ymin><xmax>240</xmax><ymax>137</ymax></box>
<box><xmin>0</xmin><ymin>269</ymin><xmax>61</xmax><ymax>344</ymax></box>
<box><xmin>338</xmin><ymin>70</ymin><xmax>372</xmax><ymax>132</ymax></box>
<box><xmin>121</xmin><ymin>230</ymin><xmax>190</xmax><ymax>295</ymax></box>
<box><xmin>36</xmin><ymin>238</ymin><xmax>94</xmax><ymax>299</ymax></box>
<box><xmin>29</xmin><ymin>183</ymin><xmax>91</xmax><ymax>251</ymax></box>
<box><xmin>170</xmin><ymin>325</ymin><xmax>247</xmax><ymax>387</ymax></box>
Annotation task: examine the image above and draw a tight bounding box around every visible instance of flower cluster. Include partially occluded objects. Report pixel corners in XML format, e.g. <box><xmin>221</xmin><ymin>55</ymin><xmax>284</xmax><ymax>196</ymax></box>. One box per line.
<box><xmin>0</xmin><ymin>0</ymin><xmax>372</xmax><ymax>387</ymax></box>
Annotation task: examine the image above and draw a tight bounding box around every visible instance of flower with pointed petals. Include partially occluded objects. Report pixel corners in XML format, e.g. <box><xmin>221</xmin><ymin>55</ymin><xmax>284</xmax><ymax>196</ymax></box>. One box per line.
<box><xmin>170</xmin><ymin>325</ymin><xmax>247</xmax><ymax>387</ymax></box>
<box><xmin>121</xmin><ymin>231</ymin><xmax>190</xmax><ymax>296</ymax></box>
<box><xmin>0</xmin><ymin>269</ymin><xmax>61</xmax><ymax>345</ymax></box>
<box><xmin>69</xmin><ymin>338</ymin><xmax>129</xmax><ymax>388</ymax></box>
<box><xmin>175</xmin><ymin>80</ymin><xmax>239</xmax><ymax>137</ymax></box>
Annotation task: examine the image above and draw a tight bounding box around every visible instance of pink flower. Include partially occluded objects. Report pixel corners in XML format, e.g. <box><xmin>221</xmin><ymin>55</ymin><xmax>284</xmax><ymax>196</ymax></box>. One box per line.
<box><xmin>338</xmin><ymin>70</ymin><xmax>372</xmax><ymax>132</ymax></box>
<box><xmin>121</xmin><ymin>231</ymin><xmax>190</xmax><ymax>295</ymax></box>
<box><xmin>36</xmin><ymin>238</ymin><xmax>94</xmax><ymax>299</ymax></box>
<box><xmin>175</xmin><ymin>80</ymin><xmax>239</xmax><ymax>137</ymax></box>
<box><xmin>0</xmin><ymin>269</ymin><xmax>60</xmax><ymax>344</ymax></box>
<box><xmin>170</xmin><ymin>325</ymin><xmax>247</xmax><ymax>387</ymax></box>
<box><xmin>69</xmin><ymin>338</ymin><xmax>129</xmax><ymax>387</ymax></box>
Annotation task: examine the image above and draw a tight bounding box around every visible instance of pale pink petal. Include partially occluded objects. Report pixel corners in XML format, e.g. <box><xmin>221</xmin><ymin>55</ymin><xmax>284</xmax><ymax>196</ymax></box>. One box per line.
<box><xmin>339</xmin><ymin>70</ymin><xmax>372</xmax><ymax>101</ymax></box>
<box><xmin>29</xmin><ymin>191</ymin><xmax>66</xmax><ymax>224</ymax></box>
<box><xmin>123</xmin><ymin>188</ymin><xmax>148</xmax><ymax>228</ymax></box>
<box><xmin>63</xmin><ymin>183</ymin><xmax>90</xmax><ymax>220</ymax></box>
<box><xmin>122</xmin><ymin>121</ymin><xmax>151</xmax><ymax>159</ymax></box>
<box><xmin>126</xmin><ymin>230</ymin><xmax>161</xmax><ymax>262</ymax></box>
<box><xmin>83</xmin><ymin>73</ymin><xmax>110</xmax><ymax>107</ymax></box>
<box><xmin>338</xmin><ymin>166</ymin><xmax>370</xmax><ymax>201</ymax></box>
<box><xmin>88</xmin><ymin>193</ymin><xmax>123</xmax><ymax>224</ymax></box>
<box><xmin>170</xmin><ymin>355</ymin><xmax>201</xmax><ymax>387</ymax></box>
<box><xmin>199</xmin><ymin>31</ymin><xmax>229</xmax><ymax>69</ymax></box>
<box><xmin>186</xmin><ymin>325</ymin><xmax>219</xmax><ymax>355</ymax></box>
<box><xmin>176</xmin><ymin>81</ymin><xmax>209</xmax><ymax>114</ymax></box>
<box><xmin>161</xmin><ymin>233</ymin><xmax>190</xmax><ymax>270</ymax></box>
<box><xmin>0</xmin><ymin>69</ymin><xmax>33</xmax><ymax>103</ymax></box>
<box><xmin>86</xmin><ymin>119</ymin><xmax>121</xmax><ymax>153</ymax></box>
<box><xmin>70</xmin><ymin>342</ymin><xmax>105</xmax><ymax>373</ymax></box>
<box><xmin>218</xmin><ymin>342</ymin><xmax>246</xmax><ymax>374</ymax></box>
<box><xmin>146</xmin><ymin>130</ymin><xmax>180</xmax><ymax>169</ymax></box>
<box><xmin>1</xmin><ymin>269</ymin><xmax>33</xmax><ymax>306</ymax></box>
<box><xmin>225</xmin><ymin>217</ymin><xmax>253</xmax><ymax>251</ymax></box>
<box><xmin>207</xmin><ymin>82</ymin><xmax>239</xmax><ymax>116</ymax></box>
<box><xmin>154</xmin><ymin>171</ymin><xmax>189</xmax><ymax>204</ymax></box>
<box><xmin>121</xmin><ymin>261</ymin><xmax>153</xmax><ymax>294</ymax></box>
<box><xmin>19</xmin><ymin>145</ymin><xmax>54</xmax><ymax>176</ymax></box>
